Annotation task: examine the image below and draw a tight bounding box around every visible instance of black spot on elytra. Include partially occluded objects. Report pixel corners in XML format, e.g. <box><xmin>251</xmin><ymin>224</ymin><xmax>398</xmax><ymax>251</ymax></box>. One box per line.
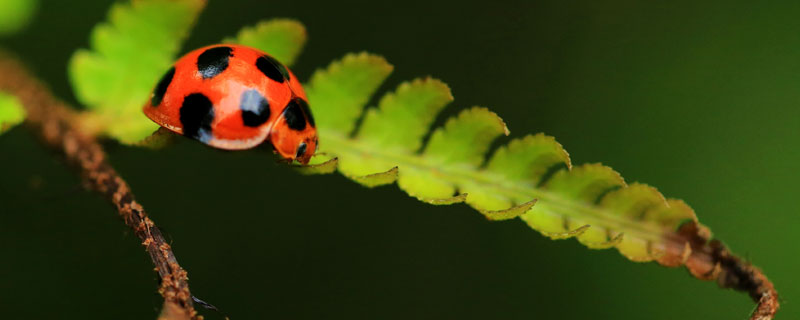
<box><xmin>197</xmin><ymin>46</ymin><xmax>233</xmax><ymax>79</ymax></box>
<box><xmin>282</xmin><ymin>99</ymin><xmax>307</xmax><ymax>131</ymax></box>
<box><xmin>240</xmin><ymin>89</ymin><xmax>270</xmax><ymax>127</ymax></box>
<box><xmin>180</xmin><ymin>93</ymin><xmax>214</xmax><ymax>141</ymax></box>
<box><xmin>295</xmin><ymin>142</ymin><xmax>307</xmax><ymax>159</ymax></box>
<box><xmin>151</xmin><ymin>67</ymin><xmax>175</xmax><ymax>106</ymax></box>
<box><xmin>256</xmin><ymin>55</ymin><xmax>290</xmax><ymax>82</ymax></box>
<box><xmin>295</xmin><ymin>98</ymin><xmax>315</xmax><ymax>128</ymax></box>
<box><xmin>294</xmin><ymin>142</ymin><xmax>308</xmax><ymax>158</ymax></box>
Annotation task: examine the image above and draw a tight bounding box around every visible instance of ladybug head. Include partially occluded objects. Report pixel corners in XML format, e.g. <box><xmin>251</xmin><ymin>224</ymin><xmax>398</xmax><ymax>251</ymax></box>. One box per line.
<box><xmin>269</xmin><ymin>97</ymin><xmax>318</xmax><ymax>165</ymax></box>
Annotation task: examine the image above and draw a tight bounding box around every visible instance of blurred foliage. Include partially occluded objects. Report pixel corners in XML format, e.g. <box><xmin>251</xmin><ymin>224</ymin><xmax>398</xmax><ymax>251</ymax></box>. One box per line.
<box><xmin>0</xmin><ymin>0</ymin><xmax>37</xmax><ymax>36</ymax></box>
<box><xmin>0</xmin><ymin>92</ymin><xmax>25</xmax><ymax>134</ymax></box>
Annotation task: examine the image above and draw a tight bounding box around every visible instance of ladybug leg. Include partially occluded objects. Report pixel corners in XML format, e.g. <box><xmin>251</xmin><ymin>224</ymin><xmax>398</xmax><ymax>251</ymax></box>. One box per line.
<box><xmin>191</xmin><ymin>295</ymin><xmax>229</xmax><ymax>319</ymax></box>
<box><xmin>254</xmin><ymin>140</ymin><xmax>295</xmax><ymax>164</ymax></box>
<box><xmin>135</xmin><ymin>126</ymin><xmax>177</xmax><ymax>149</ymax></box>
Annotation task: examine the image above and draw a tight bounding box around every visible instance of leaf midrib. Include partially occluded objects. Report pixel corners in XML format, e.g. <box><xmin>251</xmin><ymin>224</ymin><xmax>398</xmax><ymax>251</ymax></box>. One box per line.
<box><xmin>321</xmin><ymin>129</ymin><xmax>668</xmax><ymax>242</ymax></box>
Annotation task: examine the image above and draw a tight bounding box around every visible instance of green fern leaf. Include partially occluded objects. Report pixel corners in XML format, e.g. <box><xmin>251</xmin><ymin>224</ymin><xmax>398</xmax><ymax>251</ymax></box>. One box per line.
<box><xmin>68</xmin><ymin>0</ymin><xmax>205</xmax><ymax>144</ymax></box>
<box><xmin>306</xmin><ymin>52</ymin><xmax>393</xmax><ymax>136</ymax></box>
<box><xmin>305</xmin><ymin>52</ymin><xmax>705</xmax><ymax>264</ymax></box>
<box><xmin>225</xmin><ymin>19</ymin><xmax>307</xmax><ymax>67</ymax></box>
<box><xmin>0</xmin><ymin>92</ymin><xmax>25</xmax><ymax>134</ymax></box>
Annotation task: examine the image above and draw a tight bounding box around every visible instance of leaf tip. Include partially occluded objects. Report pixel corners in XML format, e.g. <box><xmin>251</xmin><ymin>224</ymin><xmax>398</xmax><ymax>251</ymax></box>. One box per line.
<box><xmin>466</xmin><ymin>106</ymin><xmax>510</xmax><ymax>136</ymax></box>
<box><xmin>541</xmin><ymin>224</ymin><xmax>591</xmax><ymax>240</ymax></box>
<box><xmin>418</xmin><ymin>193</ymin><xmax>468</xmax><ymax>205</ymax></box>
<box><xmin>534</xmin><ymin>133</ymin><xmax>572</xmax><ymax>170</ymax></box>
<box><xmin>349</xmin><ymin>166</ymin><xmax>399</xmax><ymax>188</ymax></box>
<box><xmin>582</xmin><ymin>232</ymin><xmax>624</xmax><ymax>249</ymax></box>
<box><xmin>347</xmin><ymin>51</ymin><xmax>394</xmax><ymax>73</ymax></box>
<box><xmin>480</xmin><ymin>199</ymin><xmax>537</xmax><ymax>221</ymax></box>
<box><xmin>583</xmin><ymin>162</ymin><xmax>628</xmax><ymax>188</ymax></box>
<box><xmin>418</xmin><ymin>77</ymin><xmax>454</xmax><ymax>101</ymax></box>
<box><xmin>227</xmin><ymin>17</ymin><xmax>308</xmax><ymax>66</ymax></box>
<box><xmin>294</xmin><ymin>157</ymin><xmax>339</xmax><ymax>175</ymax></box>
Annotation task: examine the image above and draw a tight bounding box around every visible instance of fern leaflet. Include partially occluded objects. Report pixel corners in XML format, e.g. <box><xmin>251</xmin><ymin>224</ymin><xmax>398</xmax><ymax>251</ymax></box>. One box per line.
<box><xmin>303</xmin><ymin>52</ymin><xmax>713</xmax><ymax>269</ymax></box>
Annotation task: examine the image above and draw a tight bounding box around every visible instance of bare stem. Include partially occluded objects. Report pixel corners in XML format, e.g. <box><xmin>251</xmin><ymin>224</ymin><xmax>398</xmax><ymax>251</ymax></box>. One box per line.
<box><xmin>0</xmin><ymin>52</ymin><xmax>196</xmax><ymax>319</ymax></box>
<box><xmin>664</xmin><ymin>222</ymin><xmax>779</xmax><ymax>320</ymax></box>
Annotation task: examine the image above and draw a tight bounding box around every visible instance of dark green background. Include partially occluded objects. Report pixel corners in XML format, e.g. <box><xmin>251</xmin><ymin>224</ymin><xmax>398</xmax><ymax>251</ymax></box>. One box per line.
<box><xmin>1</xmin><ymin>1</ymin><xmax>797</xmax><ymax>319</ymax></box>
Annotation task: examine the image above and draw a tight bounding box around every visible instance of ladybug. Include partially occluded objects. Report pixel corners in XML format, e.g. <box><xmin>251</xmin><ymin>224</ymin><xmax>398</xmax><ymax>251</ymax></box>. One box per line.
<box><xmin>143</xmin><ymin>44</ymin><xmax>317</xmax><ymax>164</ymax></box>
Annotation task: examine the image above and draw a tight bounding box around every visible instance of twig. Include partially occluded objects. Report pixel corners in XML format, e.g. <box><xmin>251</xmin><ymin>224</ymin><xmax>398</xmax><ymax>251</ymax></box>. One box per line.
<box><xmin>0</xmin><ymin>52</ymin><xmax>197</xmax><ymax>319</ymax></box>
<box><xmin>661</xmin><ymin>222</ymin><xmax>780</xmax><ymax>320</ymax></box>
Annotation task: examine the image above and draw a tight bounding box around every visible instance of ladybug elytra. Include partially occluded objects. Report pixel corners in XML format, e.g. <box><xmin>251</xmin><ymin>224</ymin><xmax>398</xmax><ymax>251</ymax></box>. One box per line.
<box><xmin>143</xmin><ymin>44</ymin><xmax>317</xmax><ymax>164</ymax></box>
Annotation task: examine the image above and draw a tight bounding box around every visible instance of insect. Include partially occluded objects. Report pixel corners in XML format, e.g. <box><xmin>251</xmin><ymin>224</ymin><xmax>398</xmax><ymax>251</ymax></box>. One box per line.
<box><xmin>143</xmin><ymin>44</ymin><xmax>318</xmax><ymax>164</ymax></box>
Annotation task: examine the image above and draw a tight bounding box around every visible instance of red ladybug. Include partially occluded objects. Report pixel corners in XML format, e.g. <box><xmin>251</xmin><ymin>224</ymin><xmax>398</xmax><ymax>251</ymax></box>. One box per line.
<box><xmin>143</xmin><ymin>44</ymin><xmax>317</xmax><ymax>164</ymax></box>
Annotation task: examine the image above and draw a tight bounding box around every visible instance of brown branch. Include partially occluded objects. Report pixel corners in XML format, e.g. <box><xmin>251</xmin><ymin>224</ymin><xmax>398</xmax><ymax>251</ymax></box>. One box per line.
<box><xmin>659</xmin><ymin>222</ymin><xmax>779</xmax><ymax>320</ymax></box>
<box><xmin>0</xmin><ymin>52</ymin><xmax>196</xmax><ymax>319</ymax></box>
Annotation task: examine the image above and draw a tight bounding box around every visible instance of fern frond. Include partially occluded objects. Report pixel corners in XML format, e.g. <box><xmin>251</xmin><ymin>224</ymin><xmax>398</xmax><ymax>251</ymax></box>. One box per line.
<box><xmin>305</xmin><ymin>52</ymin><xmax>706</xmax><ymax>266</ymax></box>
<box><xmin>68</xmin><ymin>0</ymin><xmax>205</xmax><ymax>143</ymax></box>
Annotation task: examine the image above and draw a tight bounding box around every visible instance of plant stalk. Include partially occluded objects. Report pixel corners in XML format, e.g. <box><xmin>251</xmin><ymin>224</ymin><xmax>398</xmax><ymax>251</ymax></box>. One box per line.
<box><xmin>0</xmin><ymin>52</ymin><xmax>197</xmax><ymax>319</ymax></box>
